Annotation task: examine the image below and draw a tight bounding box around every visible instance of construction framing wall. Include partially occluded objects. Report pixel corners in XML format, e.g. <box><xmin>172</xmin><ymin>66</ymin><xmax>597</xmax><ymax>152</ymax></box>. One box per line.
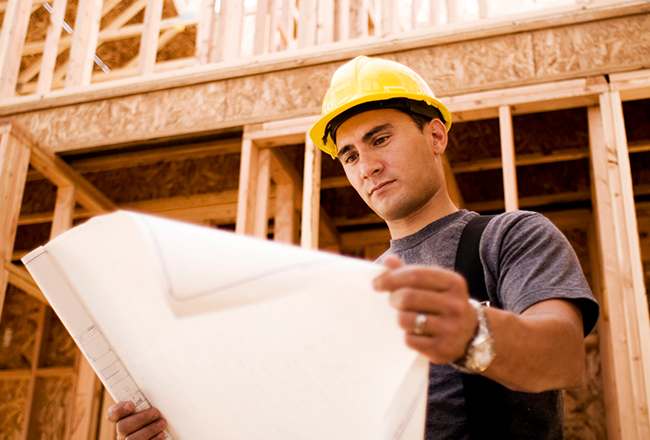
<box><xmin>1</xmin><ymin>0</ymin><xmax>650</xmax><ymax>439</ymax></box>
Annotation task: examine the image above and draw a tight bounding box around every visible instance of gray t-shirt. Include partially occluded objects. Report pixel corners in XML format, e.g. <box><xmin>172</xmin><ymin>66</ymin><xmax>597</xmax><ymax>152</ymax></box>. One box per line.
<box><xmin>387</xmin><ymin>210</ymin><xmax>599</xmax><ymax>440</ymax></box>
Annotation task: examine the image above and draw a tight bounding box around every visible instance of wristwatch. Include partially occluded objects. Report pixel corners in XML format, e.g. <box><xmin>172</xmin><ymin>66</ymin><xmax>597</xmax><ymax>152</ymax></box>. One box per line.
<box><xmin>451</xmin><ymin>299</ymin><xmax>496</xmax><ymax>374</ymax></box>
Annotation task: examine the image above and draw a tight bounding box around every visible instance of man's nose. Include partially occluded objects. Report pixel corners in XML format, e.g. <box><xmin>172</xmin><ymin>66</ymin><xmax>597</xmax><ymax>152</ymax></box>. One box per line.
<box><xmin>359</xmin><ymin>153</ymin><xmax>383</xmax><ymax>178</ymax></box>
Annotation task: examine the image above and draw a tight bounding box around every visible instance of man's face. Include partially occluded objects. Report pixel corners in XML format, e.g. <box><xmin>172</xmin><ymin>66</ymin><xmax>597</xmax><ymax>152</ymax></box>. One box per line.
<box><xmin>335</xmin><ymin>109</ymin><xmax>447</xmax><ymax>223</ymax></box>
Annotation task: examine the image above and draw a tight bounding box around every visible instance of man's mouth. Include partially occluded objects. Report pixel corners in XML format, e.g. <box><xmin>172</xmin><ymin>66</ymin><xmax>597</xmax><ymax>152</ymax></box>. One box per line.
<box><xmin>369</xmin><ymin>181</ymin><xmax>393</xmax><ymax>196</ymax></box>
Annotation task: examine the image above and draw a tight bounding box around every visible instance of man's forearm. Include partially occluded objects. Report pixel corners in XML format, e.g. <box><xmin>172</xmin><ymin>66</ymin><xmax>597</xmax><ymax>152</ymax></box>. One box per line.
<box><xmin>481</xmin><ymin>299</ymin><xmax>585</xmax><ymax>393</ymax></box>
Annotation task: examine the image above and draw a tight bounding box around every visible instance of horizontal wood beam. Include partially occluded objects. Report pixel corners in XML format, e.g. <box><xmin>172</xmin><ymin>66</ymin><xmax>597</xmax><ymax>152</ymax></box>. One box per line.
<box><xmin>29</xmin><ymin>143</ymin><xmax>116</xmax><ymax>214</ymax></box>
<box><xmin>6</xmin><ymin>262</ymin><xmax>48</xmax><ymax>304</ymax></box>
<box><xmin>4</xmin><ymin>1</ymin><xmax>647</xmax><ymax>116</ymax></box>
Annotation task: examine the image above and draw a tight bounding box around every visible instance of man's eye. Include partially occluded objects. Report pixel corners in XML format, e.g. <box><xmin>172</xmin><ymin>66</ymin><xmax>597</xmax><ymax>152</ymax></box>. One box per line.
<box><xmin>344</xmin><ymin>153</ymin><xmax>358</xmax><ymax>164</ymax></box>
<box><xmin>375</xmin><ymin>136</ymin><xmax>388</xmax><ymax>145</ymax></box>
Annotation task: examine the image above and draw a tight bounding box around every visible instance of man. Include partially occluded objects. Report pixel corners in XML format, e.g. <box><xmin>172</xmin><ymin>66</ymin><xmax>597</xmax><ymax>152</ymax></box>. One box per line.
<box><xmin>108</xmin><ymin>56</ymin><xmax>598</xmax><ymax>439</ymax></box>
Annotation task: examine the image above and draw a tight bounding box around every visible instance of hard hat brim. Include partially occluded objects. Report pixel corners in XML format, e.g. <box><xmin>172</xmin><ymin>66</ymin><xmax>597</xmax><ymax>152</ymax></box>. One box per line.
<box><xmin>309</xmin><ymin>92</ymin><xmax>452</xmax><ymax>159</ymax></box>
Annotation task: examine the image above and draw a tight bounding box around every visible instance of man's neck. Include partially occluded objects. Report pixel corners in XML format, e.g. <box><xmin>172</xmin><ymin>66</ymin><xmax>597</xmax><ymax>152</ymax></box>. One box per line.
<box><xmin>386</xmin><ymin>192</ymin><xmax>459</xmax><ymax>239</ymax></box>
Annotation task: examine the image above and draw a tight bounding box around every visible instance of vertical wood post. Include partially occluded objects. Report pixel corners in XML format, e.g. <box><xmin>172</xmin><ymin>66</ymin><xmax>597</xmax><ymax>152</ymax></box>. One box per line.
<box><xmin>37</xmin><ymin>0</ymin><xmax>69</xmax><ymax>94</ymax></box>
<box><xmin>214</xmin><ymin>0</ymin><xmax>244</xmax><ymax>61</ymax></box>
<box><xmin>138</xmin><ymin>0</ymin><xmax>163</xmax><ymax>76</ymax></box>
<box><xmin>429</xmin><ymin>0</ymin><xmax>439</xmax><ymax>25</ymax></box>
<box><xmin>301</xmin><ymin>136</ymin><xmax>321</xmax><ymax>249</ymax></box>
<box><xmin>411</xmin><ymin>0</ymin><xmax>421</xmax><ymax>30</ymax></box>
<box><xmin>236</xmin><ymin>139</ymin><xmax>260</xmax><ymax>235</ymax></box>
<box><xmin>254</xmin><ymin>0</ymin><xmax>270</xmax><ymax>55</ymax></box>
<box><xmin>297</xmin><ymin>0</ymin><xmax>316</xmax><ymax>48</ymax></box>
<box><xmin>499</xmin><ymin>105</ymin><xmax>518</xmax><ymax>211</ymax></box>
<box><xmin>254</xmin><ymin>148</ymin><xmax>272</xmax><ymax>238</ymax></box>
<box><xmin>447</xmin><ymin>0</ymin><xmax>457</xmax><ymax>23</ymax></box>
<box><xmin>381</xmin><ymin>0</ymin><xmax>399</xmax><ymax>35</ymax></box>
<box><xmin>588</xmin><ymin>99</ymin><xmax>650</xmax><ymax>439</ymax></box>
<box><xmin>0</xmin><ymin>123</ymin><xmax>32</xmax><ymax>322</ymax></box>
<box><xmin>279</xmin><ymin>0</ymin><xmax>295</xmax><ymax>50</ymax></box>
<box><xmin>196</xmin><ymin>0</ymin><xmax>216</xmax><ymax>64</ymax></box>
<box><xmin>478</xmin><ymin>0</ymin><xmax>488</xmax><ymax>19</ymax></box>
<box><xmin>66</xmin><ymin>0</ymin><xmax>103</xmax><ymax>88</ymax></box>
<box><xmin>0</xmin><ymin>0</ymin><xmax>34</xmax><ymax>98</ymax></box>
<box><xmin>275</xmin><ymin>182</ymin><xmax>296</xmax><ymax>244</ymax></box>
<box><xmin>337</xmin><ymin>0</ymin><xmax>351</xmax><ymax>40</ymax></box>
<box><xmin>317</xmin><ymin>0</ymin><xmax>335</xmax><ymax>44</ymax></box>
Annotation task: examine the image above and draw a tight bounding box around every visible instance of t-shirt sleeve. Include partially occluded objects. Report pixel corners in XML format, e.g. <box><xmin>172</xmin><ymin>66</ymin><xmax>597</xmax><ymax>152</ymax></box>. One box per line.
<box><xmin>480</xmin><ymin>211</ymin><xmax>599</xmax><ymax>336</ymax></box>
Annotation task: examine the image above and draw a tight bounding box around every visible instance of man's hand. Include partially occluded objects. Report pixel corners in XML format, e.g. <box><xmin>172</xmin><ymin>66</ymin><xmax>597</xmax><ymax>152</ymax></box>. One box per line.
<box><xmin>106</xmin><ymin>401</ymin><xmax>167</xmax><ymax>440</ymax></box>
<box><xmin>373</xmin><ymin>254</ymin><xmax>586</xmax><ymax>393</ymax></box>
<box><xmin>373</xmin><ymin>253</ymin><xmax>478</xmax><ymax>364</ymax></box>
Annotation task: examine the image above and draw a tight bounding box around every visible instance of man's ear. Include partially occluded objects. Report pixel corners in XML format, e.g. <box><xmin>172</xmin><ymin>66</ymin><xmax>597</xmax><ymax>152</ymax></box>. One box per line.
<box><xmin>428</xmin><ymin>118</ymin><xmax>448</xmax><ymax>155</ymax></box>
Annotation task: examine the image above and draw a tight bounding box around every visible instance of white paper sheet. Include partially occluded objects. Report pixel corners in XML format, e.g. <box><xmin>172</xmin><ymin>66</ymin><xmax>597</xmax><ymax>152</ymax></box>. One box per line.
<box><xmin>23</xmin><ymin>211</ymin><xmax>428</xmax><ymax>440</ymax></box>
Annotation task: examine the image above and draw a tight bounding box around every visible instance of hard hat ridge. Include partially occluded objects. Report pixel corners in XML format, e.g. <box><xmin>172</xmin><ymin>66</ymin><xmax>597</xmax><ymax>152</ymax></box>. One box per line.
<box><xmin>309</xmin><ymin>55</ymin><xmax>452</xmax><ymax>159</ymax></box>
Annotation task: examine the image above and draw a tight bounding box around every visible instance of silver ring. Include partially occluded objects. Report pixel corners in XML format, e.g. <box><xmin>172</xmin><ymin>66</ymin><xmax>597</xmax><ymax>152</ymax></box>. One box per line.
<box><xmin>414</xmin><ymin>314</ymin><xmax>427</xmax><ymax>335</ymax></box>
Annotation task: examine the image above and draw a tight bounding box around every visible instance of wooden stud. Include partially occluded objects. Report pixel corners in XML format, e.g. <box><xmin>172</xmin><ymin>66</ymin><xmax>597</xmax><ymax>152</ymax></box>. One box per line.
<box><xmin>138</xmin><ymin>0</ymin><xmax>163</xmax><ymax>76</ymax></box>
<box><xmin>66</xmin><ymin>0</ymin><xmax>103</xmax><ymax>88</ymax></box>
<box><xmin>208</xmin><ymin>2</ymin><xmax>222</xmax><ymax>62</ymax></box>
<box><xmin>267</xmin><ymin>0</ymin><xmax>280</xmax><ymax>53</ymax></box>
<box><xmin>235</xmin><ymin>139</ymin><xmax>260</xmax><ymax>235</ymax></box>
<box><xmin>297</xmin><ymin>0</ymin><xmax>315</xmax><ymax>48</ymax></box>
<box><xmin>274</xmin><ymin>182</ymin><xmax>297</xmax><ymax>244</ymax></box>
<box><xmin>447</xmin><ymin>0</ymin><xmax>458</xmax><ymax>23</ymax></box>
<box><xmin>213</xmin><ymin>0</ymin><xmax>244</xmax><ymax>61</ymax></box>
<box><xmin>442</xmin><ymin>154</ymin><xmax>464</xmax><ymax>209</ymax></box>
<box><xmin>588</xmin><ymin>102</ymin><xmax>650</xmax><ymax>439</ymax></box>
<box><xmin>607</xmin><ymin>91</ymin><xmax>650</xmax><ymax>424</ymax></box>
<box><xmin>412</xmin><ymin>0</ymin><xmax>421</xmax><ymax>30</ymax></box>
<box><xmin>337</xmin><ymin>0</ymin><xmax>350</xmax><ymax>40</ymax></box>
<box><xmin>350</xmin><ymin>0</ymin><xmax>368</xmax><ymax>38</ymax></box>
<box><xmin>254</xmin><ymin>148</ymin><xmax>272</xmax><ymax>238</ymax></box>
<box><xmin>97</xmin><ymin>390</ymin><xmax>117</xmax><ymax>440</ymax></box>
<box><xmin>317</xmin><ymin>0</ymin><xmax>334</xmax><ymax>45</ymax></box>
<box><xmin>0</xmin><ymin>0</ymin><xmax>34</xmax><ymax>98</ymax></box>
<box><xmin>22</xmin><ymin>304</ymin><xmax>47</xmax><ymax>440</ymax></box>
<box><xmin>380</xmin><ymin>0</ymin><xmax>399</xmax><ymax>35</ymax></box>
<box><xmin>67</xmin><ymin>356</ymin><xmax>102</xmax><ymax>440</ymax></box>
<box><xmin>278</xmin><ymin>0</ymin><xmax>294</xmax><ymax>50</ymax></box>
<box><xmin>429</xmin><ymin>0</ymin><xmax>439</xmax><ymax>26</ymax></box>
<box><xmin>478</xmin><ymin>0</ymin><xmax>488</xmax><ymax>19</ymax></box>
<box><xmin>254</xmin><ymin>0</ymin><xmax>270</xmax><ymax>55</ymax></box>
<box><xmin>499</xmin><ymin>105</ymin><xmax>518</xmax><ymax>211</ymax></box>
<box><xmin>50</xmin><ymin>185</ymin><xmax>76</xmax><ymax>239</ymax></box>
<box><xmin>0</xmin><ymin>122</ymin><xmax>32</xmax><ymax>322</ymax></box>
<box><xmin>587</xmin><ymin>218</ymin><xmax>620</xmax><ymax>440</ymax></box>
<box><xmin>301</xmin><ymin>136</ymin><xmax>321</xmax><ymax>249</ymax></box>
<box><xmin>196</xmin><ymin>0</ymin><xmax>216</xmax><ymax>64</ymax></box>
<box><xmin>37</xmin><ymin>0</ymin><xmax>69</xmax><ymax>94</ymax></box>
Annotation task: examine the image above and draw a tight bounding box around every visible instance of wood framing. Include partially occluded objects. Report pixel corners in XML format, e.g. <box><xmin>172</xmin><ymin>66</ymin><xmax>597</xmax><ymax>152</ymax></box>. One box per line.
<box><xmin>499</xmin><ymin>105</ymin><xmax>518</xmax><ymax>211</ymax></box>
<box><xmin>37</xmin><ymin>0</ymin><xmax>69</xmax><ymax>94</ymax></box>
<box><xmin>588</xmin><ymin>98</ymin><xmax>650</xmax><ymax>438</ymax></box>
<box><xmin>301</xmin><ymin>136</ymin><xmax>321</xmax><ymax>249</ymax></box>
<box><xmin>138</xmin><ymin>0</ymin><xmax>164</xmax><ymax>76</ymax></box>
<box><xmin>66</xmin><ymin>0</ymin><xmax>103</xmax><ymax>88</ymax></box>
<box><xmin>0</xmin><ymin>0</ymin><xmax>34</xmax><ymax>98</ymax></box>
<box><xmin>0</xmin><ymin>122</ymin><xmax>32</xmax><ymax>320</ymax></box>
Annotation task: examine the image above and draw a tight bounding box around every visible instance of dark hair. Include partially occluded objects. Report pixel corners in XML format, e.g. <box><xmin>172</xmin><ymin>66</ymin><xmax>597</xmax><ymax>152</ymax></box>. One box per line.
<box><xmin>325</xmin><ymin>98</ymin><xmax>444</xmax><ymax>145</ymax></box>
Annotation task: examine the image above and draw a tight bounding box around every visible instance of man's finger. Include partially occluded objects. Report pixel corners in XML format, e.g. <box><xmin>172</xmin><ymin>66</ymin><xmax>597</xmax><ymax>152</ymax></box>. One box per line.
<box><xmin>116</xmin><ymin>416</ymin><xmax>167</xmax><ymax>440</ymax></box>
<box><xmin>375</xmin><ymin>265</ymin><xmax>466</xmax><ymax>293</ymax></box>
<box><xmin>113</xmin><ymin>407</ymin><xmax>165</xmax><ymax>439</ymax></box>
<box><xmin>106</xmin><ymin>401</ymin><xmax>135</xmax><ymax>423</ymax></box>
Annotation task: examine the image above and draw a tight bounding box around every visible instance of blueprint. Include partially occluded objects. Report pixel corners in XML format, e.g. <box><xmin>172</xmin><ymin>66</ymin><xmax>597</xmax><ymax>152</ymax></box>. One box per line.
<box><xmin>23</xmin><ymin>211</ymin><xmax>427</xmax><ymax>440</ymax></box>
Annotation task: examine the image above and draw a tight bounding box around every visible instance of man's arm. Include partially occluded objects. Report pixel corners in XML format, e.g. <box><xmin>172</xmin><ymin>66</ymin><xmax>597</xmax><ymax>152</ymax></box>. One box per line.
<box><xmin>374</xmin><ymin>254</ymin><xmax>585</xmax><ymax>393</ymax></box>
<box><xmin>106</xmin><ymin>401</ymin><xmax>167</xmax><ymax>440</ymax></box>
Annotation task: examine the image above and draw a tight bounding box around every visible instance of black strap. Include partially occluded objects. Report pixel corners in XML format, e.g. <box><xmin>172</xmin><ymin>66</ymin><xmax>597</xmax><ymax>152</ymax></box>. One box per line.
<box><xmin>454</xmin><ymin>215</ymin><xmax>510</xmax><ymax>439</ymax></box>
<box><xmin>454</xmin><ymin>215</ymin><xmax>494</xmax><ymax>303</ymax></box>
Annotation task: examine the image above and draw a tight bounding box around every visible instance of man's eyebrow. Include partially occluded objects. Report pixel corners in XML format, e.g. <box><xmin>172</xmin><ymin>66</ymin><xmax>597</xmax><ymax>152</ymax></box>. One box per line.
<box><xmin>337</xmin><ymin>123</ymin><xmax>393</xmax><ymax>158</ymax></box>
<box><xmin>362</xmin><ymin>124</ymin><xmax>392</xmax><ymax>144</ymax></box>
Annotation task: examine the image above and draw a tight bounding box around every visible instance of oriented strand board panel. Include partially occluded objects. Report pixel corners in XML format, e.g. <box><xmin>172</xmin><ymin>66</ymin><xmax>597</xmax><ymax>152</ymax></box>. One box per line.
<box><xmin>10</xmin><ymin>12</ymin><xmax>650</xmax><ymax>152</ymax></box>
<box><xmin>0</xmin><ymin>286</ymin><xmax>43</xmax><ymax>370</ymax></box>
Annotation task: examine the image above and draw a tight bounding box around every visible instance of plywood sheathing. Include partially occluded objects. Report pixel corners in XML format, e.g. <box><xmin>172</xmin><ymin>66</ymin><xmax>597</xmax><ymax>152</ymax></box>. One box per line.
<box><xmin>6</xmin><ymin>10</ymin><xmax>650</xmax><ymax>153</ymax></box>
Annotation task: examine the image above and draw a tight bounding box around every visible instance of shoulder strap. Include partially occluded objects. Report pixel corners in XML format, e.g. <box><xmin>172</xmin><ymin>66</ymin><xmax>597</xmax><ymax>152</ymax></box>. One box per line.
<box><xmin>454</xmin><ymin>214</ymin><xmax>511</xmax><ymax>439</ymax></box>
<box><xmin>454</xmin><ymin>215</ymin><xmax>495</xmax><ymax>303</ymax></box>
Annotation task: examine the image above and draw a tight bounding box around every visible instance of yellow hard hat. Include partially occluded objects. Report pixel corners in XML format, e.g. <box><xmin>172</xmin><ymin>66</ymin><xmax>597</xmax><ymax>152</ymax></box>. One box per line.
<box><xmin>309</xmin><ymin>56</ymin><xmax>452</xmax><ymax>159</ymax></box>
